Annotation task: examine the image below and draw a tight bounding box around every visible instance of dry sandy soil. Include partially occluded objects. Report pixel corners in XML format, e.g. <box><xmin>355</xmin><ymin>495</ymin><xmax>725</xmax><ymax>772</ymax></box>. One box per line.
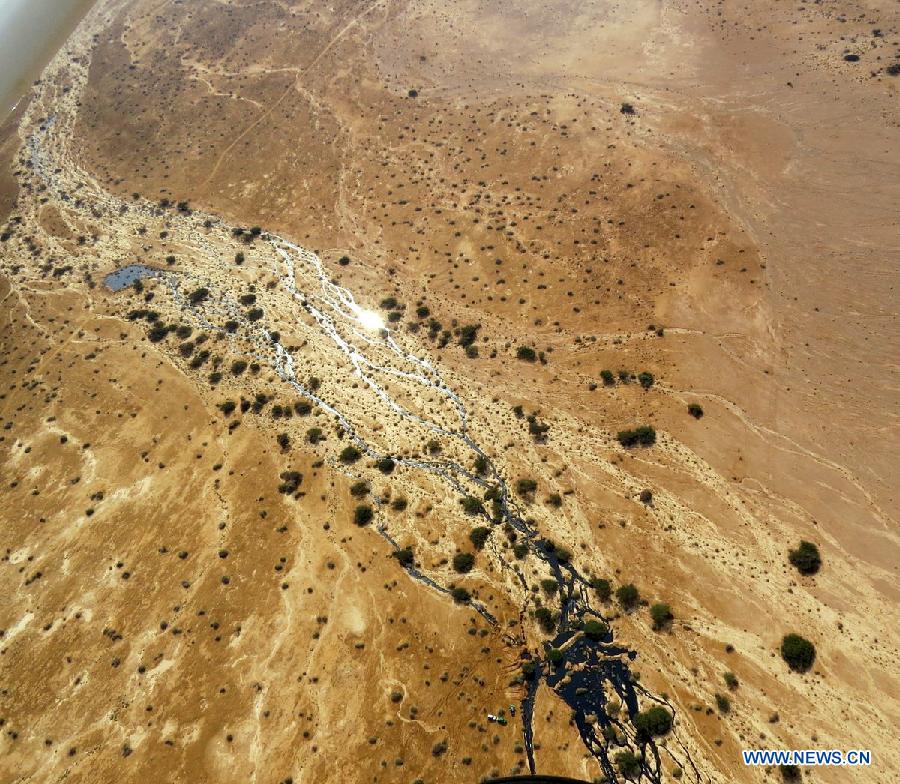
<box><xmin>0</xmin><ymin>1</ymin><xmax>898</xmax><ymax>783</ymax></box>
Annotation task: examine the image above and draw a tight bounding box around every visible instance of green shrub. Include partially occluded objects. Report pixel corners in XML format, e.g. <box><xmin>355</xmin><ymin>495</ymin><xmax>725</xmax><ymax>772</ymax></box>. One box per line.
<box><xmin>590</xmin><ymin>577</ymin><xmax>612</xmax><ymax>602</ymax></box>
<box><xmin>650</xmin><ymin>603</ymin><xmax>673</xmax><ymax>630</ymax></box>
<box><xmin>473</xmin><ymin>455</ymin><xmax>489</xmax><ymax>475</ymax></box>
<box><xmin>393</xmin><ymin>547</ymin><xmax>414</xmax><ymax>566</ymax></box>
<box><xmin>582</xmin><ymin>619</ymin><xmax>608</xmax><ymax>640</ymax></box>
<box><xmin>450</xmin><ymin>586</ymin><xmax>471</xmax><ymax>603</ymax></box>
<box><xmin>600</xmin><ymin>369</ymin><xmax>615</xmax><ymax>386</ymax></box>
<box><xmin>534</xmin><ymin>607</ymin><xmax>555</xmax><ymax>634</ymax></box>
<box><xmin>353</xmin><ymin>505</ymin><xmax>373</xmax><ymax>526</ymax></box>
<box><xmin>457</xmin><ymin>324</ymin><xmax>480</xmax><ymax>348</ymax></box>
<box><xmin>788</xmin><ymin>541</ymin><xmax>821</xmax><ymax>575</ymax></box>
<box><xmin>469</xmin><ymin>527</ymin><xmax>491</xmax><ymax>550</ymax></box>
<box><xmin>781</xmin><ymin>634</ymin><xmax>816</xmax><ymax>672</ymax></box>
<box><xmin>540</xmin><ymin>578</ymin><xmax>559</xmax><ymax>596</ymax></box>
<box><xmin>516</xmin><ymin>345</ymin><xmax>537</xmax><ymax>362</ymax></box>
<box><xmin>349</xmin><ymin>480</ymin><xmax>369</xmax><ymax>497</ymax></box>
<box><xmin>633</xmin><ymin>705</ymin><xmax>673</xmax><ymax>738</ymax></box>
<box><xmin>546</xmin><ymin>647</ymin><xmax>564</xmax><ymax>666</ymax></box>
<box><xmin>715</xmin><ymin>693</ymin><xmax>731</xmax><ymax>714</ymax></box>
<box><xmin>638</xmin><ymin>371</ymin><xmax>654</xmax><ymax>389</ymax></box>
<box><xmin>617</xmin><ymin>426</ymin><xmax>656</xmax><ymax>447</ymax></box>
<box><xmin>615</xmin><ymin>750</ymin><xmax>642</xmax><ymax>779</ymax></box>
<box><xmin>687</xmin><ymin>403</ymin><xmax>704</xmax><ymax>419</ymax></box>
<box><xmin>390</xmin><ymin>496</ymin><xmax>408</xmax><ymax>511</ymax></box>
<box><xmin>188</xmin><ymin>287</ymin><xmax>209</xmax><ymax>305</ymax></box>
<box><xmin>723</xmin><ymin>671</ymin><xmax>739</xmax><ymax>690</ymax></box>
<box><xmin>453</xmin><ymin>552</ymin><xmax>475</xmax><ymax>573</ymax></box>
<box><xmin>306</xmin><ymin>427</ymin><xmax>323</xmax><ymax>444</ymax></box>
<box><xmin>513</xmin><ymin>543</ymin><xmax>529</xmax><ymax>560</ymax></box>
<box><xmin>516</xmin><ymin>478</ymin><xmax>538</xmax><ymax>497</ymax></box>
<box><xmin>376</xmin><ymin>456</ymin><xmax>396</xmax><ymax>474</ymax></box>
<box><xmin>616</xmin><ymin>583</ymin><xmax>640</xmax><ymax>610</ymax></box>
<box><xmin>340</xmin><ymin>445</ymin><xmax>362</xmax><ymax>463</ymax></box>
<box><xmin>460</xmin><ymin>495</ymin><xmax>485</xmax><ymax>515</ymax></box>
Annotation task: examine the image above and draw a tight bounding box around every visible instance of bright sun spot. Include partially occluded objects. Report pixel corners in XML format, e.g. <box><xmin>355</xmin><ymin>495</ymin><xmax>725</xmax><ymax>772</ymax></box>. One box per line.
<box><xmin>356</xmin><ymin>308</ymin><xmax>385</xmax><ymax>331</ymax></box>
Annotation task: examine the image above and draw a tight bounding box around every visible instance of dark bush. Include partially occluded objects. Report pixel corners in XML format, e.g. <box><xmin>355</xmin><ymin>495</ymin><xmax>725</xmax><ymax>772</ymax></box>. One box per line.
<box><xmin>450</xmin><ymin>586</ymin><xmax>470</xmax><ymax>603</ymax></box>
<box><xmin>600</xmin><ymin>369</ymin><xmax>615</xmax><ymax>386</ymax></box>
<box><xmin>590</xmin><ymin>577</ymin><xmax>612</xmax><ymax>602</ymax></box>
<box><xmin>617</xmin><ymin>426</ymin><xmax>656</xmax><ymax>447</ymax></box>
<box><xmin>688</xmin><ymin>403</ymin><xmax>704</xmax><ymax>419</ymax></box>
<box><xmin>582</xmin><ymin>619</ymin><xmax>608</xmax><ymax>640</ymax></box>
<box><xmin>188</xmin><ymin>287</ymin><xmax>209</xmax><ymax>305</ymax></box>
<box><xmin>638</xmin><ymin>371</ymin><xmax>654</xmax><ymax>389</ymax></box>
<box><xmin>516</xmin><ymin>345</ymin><xmax>537</xmax><ymax>362</ymax></box>
<box><xmin>534</xmin><ymin>606</ymin><xmax>556</xmax><ymax>633</ymax></box>
<box><xmin>540</xmin><ymin>578</ymin><xmax>559</xmax><ymax>596</ymax></box>
<box><xmin>788</xmin><ymin>541</ymin><xmax>821</xmax><ymax>575</ymax></box>
<box><xmin>453</xmin><ymin>552</ymin><xmax>475</xmax><ymax>573</ymax></box>
<box><xmin>469</xmin><ymin>527</ymin><xmax>491</xmax><ymax>550</ymax></box>
<box><xmin>633</xmin><ymin>705</ymin><xmax>673</xmax><ymax>738</ymax></box>
<box><xmin>616</xmin><ymin>583</ymin><xmax>640</xmax><ymax>610</ymax></box>
<box><xmin>393</xmin><ymin>547</ymin><xmax>414</xmax><ymax>567</ymax></box>
<box><xmin>340</xmin><ymin>445</ymin><xmax>362</xmax><ymax>464</ymax></box>
<box><xmin>516</xmin><ymin>478</ymin><xmax>538</xmax><ymax>497</ymax></box>
<box><xmin>376</xmin><ymin>456</ymin><xmax>396</xmax><ymax>474</ymax></box>
<box><xmin>781</xmin><ymin>634</ymin><xmax>816</xmax><ymax>672</ymax></box>
<box><xmin>546</xmin><ymin>647</ymin><xmax>564</xmax><ymax>666</ymax></box>
<box><xmin>615</xmin><ymin>750</ymin><xmax>642</xmax><ymax>779</ymax></box>
<box><xmin>353</xmin><ymin>505</ymin><xmax>373</xmax><ymax>526</ymax></box>
<box><xmin>460</xmin><ymin>495</ymin><xmax>485</xmax><ymax>515</ymax></box>
<box><xmin>650</xmin><ymin>603</ymin><xmax>673</xmax><ymax>630</ymax></box>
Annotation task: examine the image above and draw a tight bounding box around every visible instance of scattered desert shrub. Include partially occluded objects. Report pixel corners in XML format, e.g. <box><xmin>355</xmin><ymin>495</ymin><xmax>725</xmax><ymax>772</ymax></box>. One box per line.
<box><xmin>450</xmin><ymin>586</ymin><xmax>471</xmax><ymax>603</ymax></box>
<box><xmin>393</xmin><ymin>547</ymin><xmax>414</xmax><ymax>567</ymax></box>
<box><xmin>534</xmin><ymin>607</ymin><xmax>555</xmax><ymax>634</ymax></box>
<box><xmin>188</xmin><ymin>287</ymin><xmax>209</xmax><ymax>305</ymax></box>
<box><xmin>600</xmin><ymin>369</ymin><xmax>615</xmax><ymax>386</ymax></box>
<box><xmin>788</xmin><ymin>541</ymin><xmax>821</xmax><ymax>575</ymax></box>
<box><xmin>376</xmin><ymin>456</ymin><xmax>396</xmax><ymax>474</ymax></box>
<box><xmin>516</xmin><ymin>478</ymin><xmax>538</xmax><ymax>497</ymax></box>
<box><xmin>616</xmin><ymin>583</ymin><xmax>640</xmax><ymax>610</ymax></box>
<box><xmin>516</xmin><ymin>345</ymin><xmax>537</xmax><ymax>362</ymax></box>
<box><xmin>650</xmin><ymin>603</ymin><xmax>674</xmax><ymax>630</ymax></box>
<box><xmin>339</xmin><ymin>445</ymin><xmax>362</xmax><ymax>463</ymax></box>
<box><xmin>633</xmin><ymin>705</ymin><xmax>673</xmax><ymax>738</ymax></box>
<box><xmin>582</xmin><ymin>619</ymin><xmax>609</xmax><ymax>640</ymax></box>
<box><xmin>638</xmin><ymin>371</ymin><xmax>654</xmax><ymax>389</ymax></box>
<box><xmin>460</xmin><ymin>495</ymin><xmax>485</xmax><ymax>515</ymax></box>
<box><xmin>615</xmin><ymin>750</ymin><xmax>642</xmax><ymax>779</ymax></box>
<box><xmin>781</xmin><ymin>634</ymin><xmax>816</xmax><ymax>672</ymax></box>
<box><xmin>353</xmin><ymin>505</ymin><xmax>373</xmax><ymax>526</ymax></box>
<box><xmin>453</xmin><ymin>552</ymin><xmax>475</xmax><ymax>573</ymax></box>
<box><xmin>617</xmin><ymin>426</ymin><xmax>656</xmax><ymax>447</ymax></box>
<box><xmin>715</xmin><ymin>693</ymin><xmax>731</xmax><ymax>714</ymax></box>
<box><xmin>590</xmin><ymin>577</ymin><xmax>612</xmax><ymax>602</ymax></box>
<box><xmin>469</xmin><ymin>527</ymin><xmax>491</xmax><ymax>550</ymax></box>
<box><xmin>687</xmin><ymin>403</ymin><xmax>704</xmax><ymax>419</ymax></box>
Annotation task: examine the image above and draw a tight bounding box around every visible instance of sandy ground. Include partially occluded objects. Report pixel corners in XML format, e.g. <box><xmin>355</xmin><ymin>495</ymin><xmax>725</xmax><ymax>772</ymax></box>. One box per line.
<box><xmin>0</xmin><ymin>1</ymin><xmax>898</xmax><ymax>783</ymax></box>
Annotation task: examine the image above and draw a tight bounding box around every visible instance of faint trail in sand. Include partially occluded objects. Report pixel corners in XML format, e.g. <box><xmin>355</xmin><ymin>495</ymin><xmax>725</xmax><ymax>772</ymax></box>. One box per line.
<box><xmin>201</xmin><ymin>0</ymin><xmax>386</xmax><ymax>187</ymax></box>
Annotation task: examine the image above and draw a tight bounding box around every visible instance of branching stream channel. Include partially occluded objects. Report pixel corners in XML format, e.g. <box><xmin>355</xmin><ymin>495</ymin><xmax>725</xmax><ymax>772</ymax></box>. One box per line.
<box><xmin>12</xmin><ymin>27</ymin><xmax>704</xmax><ymax>782</ymax></box>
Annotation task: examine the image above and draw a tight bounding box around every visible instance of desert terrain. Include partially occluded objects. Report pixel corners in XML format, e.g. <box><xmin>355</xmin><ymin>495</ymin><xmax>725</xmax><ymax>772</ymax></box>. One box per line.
<box><xmin>0</xmin><ymin>1</ymin><xmax>898</xmax><ymax>783</ymax></box>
